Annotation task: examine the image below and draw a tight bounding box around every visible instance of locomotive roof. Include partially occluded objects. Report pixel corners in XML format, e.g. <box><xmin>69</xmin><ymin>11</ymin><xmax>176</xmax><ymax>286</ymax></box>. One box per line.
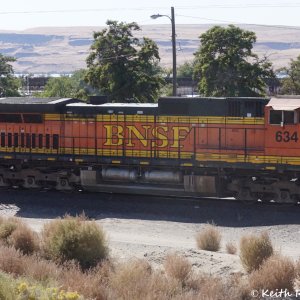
<box><xmin>67</xmin><ymin>102</ymin><xmax>157</xmax><ymax>107</ymax></box>
<box><xmin>158</xmin><ymin>96</ymin><xmax>269</xmax><ymax>116</ymax></box>
<box><xmin>0</xmin><ymin>96</ymin><xmax>269</xmax><ymax>117</ymax></box>
<box><xmin>0</xmin><ymin>97</ymin><xmax>68</xmax><ymax>104</ymax></box>
<box><xmin>66</xmin><ymin>102</ymin><xmax>158</xmax><ymax>115</ymax></box>
<box><xmin>0</xmin><ymin>97</ymin><xmax>81</xmax><ymax>113</ymax></box>
<box><xmin>267</xmin><ymin>97</ymin><xmax>300</xmax><ymax>111</ymax></box>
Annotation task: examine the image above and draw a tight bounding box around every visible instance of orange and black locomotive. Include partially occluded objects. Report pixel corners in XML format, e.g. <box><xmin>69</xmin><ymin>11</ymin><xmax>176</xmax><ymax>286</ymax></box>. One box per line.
<box><xmin>0</xmin><ymin>96</ymin><xmax>300</xmax><ymax>203</ymax></box>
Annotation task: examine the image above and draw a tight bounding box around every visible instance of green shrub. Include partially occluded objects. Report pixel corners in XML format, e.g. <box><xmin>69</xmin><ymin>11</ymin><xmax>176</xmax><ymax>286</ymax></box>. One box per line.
<box><xmin>196</xmin><ymin>224</ymin><xmax>221</xmax><ymax>252</ymax></box>
<box><xmin>239</xmin><ymin>232</ymin><xmax>273</xmax><ymax>273</ymax></box>
<box><xmin>41</xmin><ymin>216</ymin><xmax>108</xmax><ymax>269</ymax></box>
<box><xmin>0</xmin><ymin>273</ymin><xmax>17</xmax><ymax>300</ymax></box>
<box><xmin>0</xmin><ymin>272</ymin><xmax>84</xmax><ymax>300</ymax></box>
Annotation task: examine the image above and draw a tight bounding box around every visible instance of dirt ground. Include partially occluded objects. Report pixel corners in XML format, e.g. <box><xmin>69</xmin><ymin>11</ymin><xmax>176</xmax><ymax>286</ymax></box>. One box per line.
<box><xmin>0</xmin><ymin>189</ymin><xmax>299</xmax><ymax>276</ymax></box>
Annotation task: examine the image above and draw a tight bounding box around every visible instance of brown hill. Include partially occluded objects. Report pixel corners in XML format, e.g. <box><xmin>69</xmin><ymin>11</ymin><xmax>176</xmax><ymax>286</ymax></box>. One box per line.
<box><xmin>0</xmin><ymin>24</ymin><xmax>300</xmax><ymax>73</ymax></box>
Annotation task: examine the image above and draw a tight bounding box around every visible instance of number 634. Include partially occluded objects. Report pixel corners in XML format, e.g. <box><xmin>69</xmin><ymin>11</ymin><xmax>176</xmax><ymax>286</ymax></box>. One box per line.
<box><xmin>275</xmin><ymin>131</ymin><xmax>298</xmax><ymax>142</ymax></box>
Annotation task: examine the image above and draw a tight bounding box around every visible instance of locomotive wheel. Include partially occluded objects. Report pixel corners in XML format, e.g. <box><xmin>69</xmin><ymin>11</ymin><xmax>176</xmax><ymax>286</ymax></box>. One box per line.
<box><xmin>22</xmin><ymin>176</ymin><xmax>41</xmax><ymax>189</ymax></box>
<box><xmin>55</xmin><ymin>178</ymin><xmax>74</xmax><ymax>191</ymax></box>
<box><xmin>236</xmin><ymin>187</ymin><xmax>257</xmax><ymax>202</ymax></box>
<box><xmin>274</xmin><ymin>189</ymin><xmax>294</xmax><ymax>204</ymax></box>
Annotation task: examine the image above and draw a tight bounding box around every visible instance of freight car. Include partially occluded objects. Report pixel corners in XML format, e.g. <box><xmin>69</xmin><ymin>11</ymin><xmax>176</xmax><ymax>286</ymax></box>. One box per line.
<box><xmin>0</xmin><ymin>96</ymin><xmax>300</xmax><ymax>203</ymax></box>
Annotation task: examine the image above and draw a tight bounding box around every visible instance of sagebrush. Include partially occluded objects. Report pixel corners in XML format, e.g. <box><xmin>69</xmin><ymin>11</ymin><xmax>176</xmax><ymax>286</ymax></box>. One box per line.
<box><xmin>41</xmin><ymin>215</ymin><xmax>108</xmax><ymax>269</ymax></box>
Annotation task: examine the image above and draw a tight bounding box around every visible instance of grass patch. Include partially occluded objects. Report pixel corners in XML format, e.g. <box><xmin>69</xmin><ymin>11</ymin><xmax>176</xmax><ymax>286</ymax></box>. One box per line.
<box><xmin>164</xmin><ymin>253</ymin><xmax>192</xmax><ymax>285</ymax></box>
<box><xmin>196</xmin><ymin>224</ymin><xmax>221</xmax><ymax>252</ymax></box>
<box><xmin>109</xmin><ymin>259</ymin><xmax>180</xmax><ymax>300</ymax></box>
<box><xmin>239</xmin><ymin>232</ymin><xmax>273</xmax><ymax>273</ymax></box>
<box><xmin>249</xmin><ymin>254</ymin><xmax>296</xmax><ymax>292</ymax></box>
<box><xmin>0</xmin><ymin>217</ymin><xmax>38</xmax><ymax>255</ymax></box>
<box><xmin>226</xmin><ymin>242</ymin><xmax>237</xmax><ymax>255</ymax></box>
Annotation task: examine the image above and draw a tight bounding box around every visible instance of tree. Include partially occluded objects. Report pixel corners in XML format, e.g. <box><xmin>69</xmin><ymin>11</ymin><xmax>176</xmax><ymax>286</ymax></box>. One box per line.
<box><xmin>193</xmin><ymin>25</ymin><xmax>274</xmax><ymax>97</ymax></box>
<box><xmin>279</xmin><ymin>55</ymin><xmax>300</xmax><ymax>94</ymax></box>
<box><xmin>177</xmin><ymin>61</ymin><xmax>194</xmax><ymax>78</ymax></box>
<box><xmin>41</xmin><ymin>70</ymin><xmax>92</xmax><ymax>100</ymax></box>
<box><xmin>0</xmin><ymin>54</ymin><xmax>20</xmax><ymax>97</ymax></box>
<box><xmin>85</xmin><ymin>20</ymin><xmax>164</xmax><ymax>103</ymax></box>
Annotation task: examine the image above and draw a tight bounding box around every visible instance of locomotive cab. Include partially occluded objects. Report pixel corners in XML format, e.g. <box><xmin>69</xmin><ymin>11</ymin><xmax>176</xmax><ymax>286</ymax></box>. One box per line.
<box><xmin>265</xmin><ymin>97</ymin><xmax>300</xmax><ymax>157</ymax></box>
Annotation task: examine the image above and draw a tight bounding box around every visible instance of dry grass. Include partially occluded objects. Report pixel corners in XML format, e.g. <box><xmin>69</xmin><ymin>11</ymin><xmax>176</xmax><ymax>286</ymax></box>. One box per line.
<box><xmin>0</xmin><ymin>244</ymin><xmax>108</xmax><ymax>299</ymax></box>
<box><xmin>164</xmin><ymin>253</ymin><xmax>192</xmax><ymax>284</ymax></box>
<box><xmin>41</xmin><ymin>215</ymin><xmax>108</xmax><ymax>269</ymax></box>
<box><xmin>60</xmin><ymin>261</ymin><xmax>111</xmax><ymax>300</ymax></box>
<box><xmin>3</xmin><ymin>216</ymin><xmax>290</xmax><ymax>300</ymax></box>
<box><xmin>0</xmin><ymin>217</ymin><xmax>38</xmax><ymax>255</ymax></box>
<box><xmin>0</xmin><ymin>242</ymin><xmax>257</xmax><ymax>300</ymax></box>
<box><xmin>226</xmin><ymin>242</ymin><xmax>237</xmax><ymax>255</ymax></box>
<box><xmin>249</xmin><ymin>254</ymin><xmax>296</xmax><ymax>292</ymax></box>
<box><xmin>0</xmin><ymin>245</ymin><xmax>59</xmax><ymax>282</ymax></box>
<box><xmin>239</xmin><ymin>232</ymin><xmax>273</xmax><ymax>273</ymax></box>
<box><xmin>295</xmin><ymin>259</ymin><xmax>300</xmax><ymax>290</ymax></box>
<box><xmin>109</xmin><ymin>259</ymin><xmax>181</xmax><ymax>300</ymax></box>
<box><xmin>0</xmin><ymin>217</ymin><xmax>18</xmax><ymax>242</ymax></box>
<box><xmin>183</xmin><ymin>273</ymin><xmax>251</xmax><ymax>300</ymax></box>
<box><xmin>196</xmin><ymin>224</ymin><xmax>221</xmax><ymax>252</ymax></box>
<box><xmin>0</xmin><ymin>246</ymin><xmax>27</xmax><ymax>276</ymax></box>
<box><xmin>8</xmin><ymin>225</ymin><xmax>39</xmax><ymax>255</ymax></box>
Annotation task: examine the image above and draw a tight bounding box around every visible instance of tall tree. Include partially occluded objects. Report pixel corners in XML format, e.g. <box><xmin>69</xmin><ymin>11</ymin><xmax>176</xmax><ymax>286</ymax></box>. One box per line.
<box><xmin>279</xmin><ymin>55</ymin><xmax>300</xmax><ymax>94</ymax></box>
<box><xmin>0</xmin><ymin>54</ymin><xmax>20</xmax><ymax>97</ymax></box>
<box><xmin>85</xmin><ymin>20</ymin><xmax>164</xmax><ymax>103</ymax></box>
<box><xmin>193</xmin><ymin>25</ymin><xmax>274</xmax><ymax>97</ymax></box>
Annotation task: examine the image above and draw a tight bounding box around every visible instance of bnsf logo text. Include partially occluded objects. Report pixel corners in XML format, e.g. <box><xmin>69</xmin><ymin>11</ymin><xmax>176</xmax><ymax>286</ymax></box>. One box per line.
<box><xmin>104</xmin><ymin>125</ymin><xmax>191</xmax><ymax>148</ymax></box>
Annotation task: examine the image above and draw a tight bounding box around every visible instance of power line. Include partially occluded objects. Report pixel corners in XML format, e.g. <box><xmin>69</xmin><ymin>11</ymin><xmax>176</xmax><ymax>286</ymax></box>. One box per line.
<box><xmin>176</xmin><ymin>14</ymin><xmax>300</xmax><ymax>31</ymax></box>
<box><xmin>1</xmin><ymin>3</ymin><xmax>300</xmax><ymax>15</ymax></box>
<box><xmin>176</xmin><ymin>3</ymin><xmax>300</xmax><ymax>9</ymax></box>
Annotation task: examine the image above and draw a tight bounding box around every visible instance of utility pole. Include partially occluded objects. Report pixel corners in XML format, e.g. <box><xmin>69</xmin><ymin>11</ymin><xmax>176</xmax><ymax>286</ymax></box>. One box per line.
<box><xmin>171</xmin><ymin>7</ymin><xmax>177</xmax><ymax>96</ymax></box>
<box><xmin>151</xmin><ymin>7</ymin><xmax>177</xmax><ymax>96</ymax></box>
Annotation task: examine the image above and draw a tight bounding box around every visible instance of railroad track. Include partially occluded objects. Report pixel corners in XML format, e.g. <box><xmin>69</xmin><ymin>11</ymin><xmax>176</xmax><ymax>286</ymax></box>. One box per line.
<box><xmin>1</xmin><ymin>185</ymin><xmax>299</xmax><ymax>208</ymax></box>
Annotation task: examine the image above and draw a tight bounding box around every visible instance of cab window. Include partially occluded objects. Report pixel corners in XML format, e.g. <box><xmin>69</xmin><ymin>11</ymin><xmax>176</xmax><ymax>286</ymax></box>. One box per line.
<box><xmin>270</xmin><ymin>110</ymin><xmax>295</xmax><ymax>125</ymax></box>
<box><xmin>284</xmin><ymin>111</ymin><xmax>295</xmax><ymax>124</ymax></box>
<box><xmin>270</xmin><ymin>110</ymin><xmax>281</xmax><ymax>124</ymax></box>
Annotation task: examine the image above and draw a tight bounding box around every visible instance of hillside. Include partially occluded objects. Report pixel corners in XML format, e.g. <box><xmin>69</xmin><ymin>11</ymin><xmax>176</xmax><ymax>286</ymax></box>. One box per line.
<box><xmin>1</xmin><ymin>24</ymin><xmax>300</xmax><ymax>73</ymax></box>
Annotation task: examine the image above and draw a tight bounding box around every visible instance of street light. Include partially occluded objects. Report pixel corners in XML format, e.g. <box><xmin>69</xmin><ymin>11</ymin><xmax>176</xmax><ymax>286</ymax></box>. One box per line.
<box><xmin>151</xmin><ymin>7</ymin><xmax>177</xmax><ymax>96</ymax></box>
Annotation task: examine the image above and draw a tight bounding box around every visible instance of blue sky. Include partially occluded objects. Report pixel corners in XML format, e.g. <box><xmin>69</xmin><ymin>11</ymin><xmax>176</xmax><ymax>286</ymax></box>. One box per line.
<box><xmin>0</xmin><ymin>0</ymin><xmax>299</xmax><ymax>30</ymax></box>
